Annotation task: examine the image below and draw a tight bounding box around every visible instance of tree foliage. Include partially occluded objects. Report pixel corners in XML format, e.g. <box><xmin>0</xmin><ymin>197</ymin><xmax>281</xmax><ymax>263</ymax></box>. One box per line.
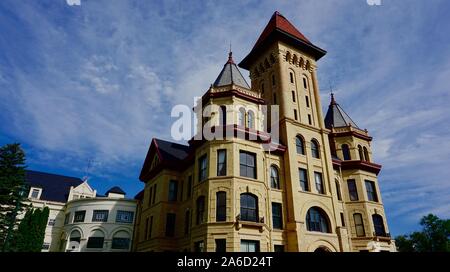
<box><xmin>396</xmin><ymin>214</ymin><xmax>450</xmax><ymax>252</ymax></box>
<box><xmin>14</xmin><ymin>207</ymin><xmax>49</xmax><ymax>252</ymax></box>
<box><xmin>0</xmin><ymin>143</ymin><xmax>28</xmax><ymax>252</ymax></box>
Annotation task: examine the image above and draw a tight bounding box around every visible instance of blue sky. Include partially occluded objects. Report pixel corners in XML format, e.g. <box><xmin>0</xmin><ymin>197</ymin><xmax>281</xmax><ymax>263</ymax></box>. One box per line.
<box><xmin>0</xmin><ymin>0</ymin><xmax>449</xmax><ymax>236</ymax></box>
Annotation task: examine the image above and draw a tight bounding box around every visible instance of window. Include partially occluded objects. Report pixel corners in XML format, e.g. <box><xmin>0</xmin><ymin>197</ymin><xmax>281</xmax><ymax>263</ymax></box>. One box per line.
<box><xmin>292</xmin><ymin>91</ymin><xmax>296</xmax><ymax>102</ymax></box>
<box><xmin>306</xmin><ymin>207</ymin><xmax>330</xmax><ymax>233</ymax></box>
<box><xmin>303</xmin><ymin>77</ymin><xmax>308</xmax><ymax>89</ymax></box>
<box><xmin>239</xmin><ymin>151</ymin><xmax>256</xmax><ymax>179</ymax></box>
<box><xmin>216</xmin><ymin>191</ymin><xmax>226</xmax><ymax>222</ymax></box>
<box><xmin>272</xmin><ymin>74</ymin><xmax>276</xmax><ymax>86</ymax></box>
<box><xmin>148</xmin><ymin>216</ymin><xmax>153</xmax><ymax>239</ymax></box>
<box><xmin>187</xmin><ymin>176</ymin><xmax>192</xmax><ymax>198</ymax></box>
<box><xmin>73</xmin><ymin>211</ymin><xmax>86</xmax><ymax>223</ymax></box>
<box><xmin>270</xmin><ymin>165</ymin><xmax>280</xmax><ymax>189</ymax></box>
<box><xmin>372</xmin><ymin>214</ymin><xmax>386</xmax><ymax>236</ymax></box>
<box><xmin>241</xmin><ymin>240</ymin><xmax>260</xmax><ymax>252</ymax></box>
<box><xmin>152</xmin><ymin>184</ymin><xmax>157</xmax><ymax>204</ymax></box>
<box><xmin>30</xmin><ymin>188</ymin><xmax>40</xmax><ymax>199</ymax></box>
<box><xmin>238</xmin><ymin>108</ymin><xmax>246</xmax><ymax>126</ymax></box>
<box><xmin>305</xmin><ymin>96</ymin><xmax>310</xmax><ymax>107</ymax></box>
<box><xmin>165</xmin><ymin>213</ymin><xmax>176</xmax><ymax>237</ymax></box>
<box><xmin>92</xmin><ymin>210</ymin><xmax>108</xmax><ymax>222</ymax></box>
<box><xmin>273</xmin><ymin>93</ymin><xmax>277</xmax><ymax>104</ymax></box>
<box><xmin>347</xmin><ymin>179</ymin><xmax>359</xmax><ymax>201</ymax></box>
<box><xmin>294</xmin><ymin>109</ymin><xmax>298</xmax><ymax>120</ymax></box>
<box><xmin>363</xmin><ymin>147</ymin><xmax>370</xmax><ymax>162</ymax></box>
<box><xmin>196</xmin><ymin>196</ymin><xmax>205</xmax><ymax>225</ymax></box>
<box><xmin>342</xmin><ymin>144</ymin><xmax>351</xmax><ymax>160</ymax></box>
<box><xmin>69</xmin><ymin>230</ymin><xmax>81</xmax><ymax>243</ymax></box>
<box><xmin>219</xmin><ymin>105</ymin><xmax>227</xmax><ymax>126</ymax></box>
<box><xmin>314</xmin><ymin>172</ymin><xmax>324</xmax><ymax>194</ymax></box>
<box><xmin>112</xmin><ymin>231</ymin><xmax>131</xmax><ymax>250</ymax></box>
<box><xmin>272</xmin><ymin>202</ymin><xmax>282</xmax><ymax>229</ymax></box>
<box><xmin>240</xmin><ymin>193</ymin><xmax>258</xmax><ymax>222</ymax></box>
<box><xmin>353</xmin><ymin>213</ymin><xmax>365</xmax><ymax>237</ymax></box>
<box><xmin>311</xmin><ymin>140</ymin><xmax>320</xmax><ymax>158</ymax></box>
<box><xmin>290</xmin><ymin>72</ymin><xmax>294</xmax><ymax>83</ymax></box>
<box><xmin>42</xmin><ymin>243</ymin><xmax>50</xmax><ymax>250</ymax></box>
<box><xmin>198</xmin><ymin>155</ymin><xmax>208</xmax><ymax>182</ymax></box>
<box><xmin>148</xmin><ymin>187</ymin><xmax>152</xmax><ymax>207</ymax></box>
<box><xmin>299</xmin><ymin>168</ymin><xmax>309</xmax><ymax>191</ymax></box>
<box><xmin>184</xmin><ymin>211</ymin><xmax>190</xmax><ymax>235</ymax></box>
<box><xmin>48</xmin><ymin>219</ymin><xmax>56</xmax><ymax>226</ymax></box>
<box><xmin>365</xmin><ymin>180</ymin><xmax>378</xmax><ymax>202</ymax></box>
<box><xmin>168</xmin><ymin>180</ymin><xmax>178</xmax><ymax>202</ymax></box>
<box><xmin>116</xmin><ymin>210</ymin><xmax>134</xmax><ymax>223</ymax></box>
<box><xmin>194</xmin><ymin>241</ymin><xmax>205</xmax><ymax>252</ymax></box>
<box><xmin>308</xmin><ymin>114</ymin><xmax>312</xmax><ymax>125</ymax></box>
<box><xmin>217</xmin><ymin>149</ymin><xmax>227</xmax><ymax>176</ymax></box>
<box><xmin>274</xmin><ymin>245</ymin><xmax>284</xmax><ymax>252</ymax></box>
<box><xmin>340</xmin><ymin>213</ymin><xmax>345</xmax><ymax>227</ymax></box>
<box><xmin>296</xmin><ymin>136</ymin><xmax>305</xmax><ymax>155</ymax></box>
<box><xmin>215</xmin><ymin>239</ymin><xmax>226</xmax><ymax>252</ymax></box>
<box><xmin>64</xmin><ymin>213</ymin><xmax>70</xmax><ymax>225</ymax></box>
<box><xmin>335</xmin><ymin>181</ymin><xmax>342</xmax><ymax>201</ymax></box>
<box><xmin>87</xmin><ymin>230</ymin><xmax>104</xmax><ymax>249</ymax></box>
<box><xmin>358</xmin><ymin>145</ymin><xmax>364</xmax><ymax>160</ymax></box>
<box><xmin>247</xmin><ymin>110</ymin><xmax>254</xmax><ymax>129</ymax></box>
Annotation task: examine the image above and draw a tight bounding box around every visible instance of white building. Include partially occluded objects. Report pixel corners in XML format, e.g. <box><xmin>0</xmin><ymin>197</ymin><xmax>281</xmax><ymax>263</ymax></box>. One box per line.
<box><xmin>25</xmin><ymin>170</ymin><xmax>137</xmax><ymax>252</ymax></box>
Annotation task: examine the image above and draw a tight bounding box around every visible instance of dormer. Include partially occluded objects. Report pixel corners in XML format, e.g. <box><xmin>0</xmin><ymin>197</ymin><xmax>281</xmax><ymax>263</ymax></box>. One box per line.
<box><xmin>105</xmin><ymin>186</ymin><xmax>126</xmax><ymax>199</ymax></box>
<box><xmin>68</xmin><ymin>180</ymin><xmax>96</xmax><ymax>201</ymax></box>
<box><xmin>28</xmin><ymin>187</ymin><xmax>43</xmax><ymax>200</ymax></box>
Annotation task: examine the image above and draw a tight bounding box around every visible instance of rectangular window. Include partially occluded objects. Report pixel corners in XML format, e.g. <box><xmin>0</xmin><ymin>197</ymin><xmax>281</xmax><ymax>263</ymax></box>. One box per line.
<box><xmin>112</xmin><ymin>238</ymin><xmax>130</xmax><ymax>250</ymax></box>
<box><xmin>198</xmin><ymin>155</ymin><xmax>208</xmax><ymax>182</ymax></box>
<box><xmin>272</xmin><ymin>202</ymin><xmax>283</xmax><ymax>229</ymax></box>
<box><xmin>347</xmin><ymin>179</ymin><xmax>359</xmax><ymax>201</ymax></box>
<box><xmin>340</xmin><ymin>213</ymin><xmax>345</xmax><ymax>227</ymax></box>
<box><xmin>64</xmin><ymin>213</ymin><xmax>70</xmax><ymax>225</ymax></box>
<box><xmin>314</xmin><ymin>172</ymin><xmax>324</xmax><ymax>194</ymax></box>
<box><xmin>365</xmin><ymin>180</ymin><xmax>378</xmax><ymax>202</ymax></box>
<box><xmin>165</xmin><ymin>213</ymin><xmax>176</xmax><ymax>237</ymax></box>
<box><xmin>305</xmin><ymin>96</ymin><xmax>310</xmax><ymax>107</ymax></box>
<box><xmin>31</xmin><ymin>188</ymin><xmax>40</xmax><ymax>199</ymax></box>
<box><xmin>116</xmin><ymin>210</ymin><xmax>134</xmax><ymax>223</ymax></box>
<box><xmin>187</xmin><ymin>176</ymin><xmax>192</xmax><ymax>198</ymax></box>
<box><xmin>184</xmin><ymin>211</ymin><xmax>190</xmax><ymax>235</ymax></box>
<box><xmin>240</xmin><ymin>151</ymin><xmax>256</xmax><ymax>179</ymax></box>
<box><xmin>294</xmin><ymin>109</ymin><xmax>298</xmax><ymax>120</ymax></box>
<box><xmin>87</xmin><ymin>237</ymin><xmax>104</xmax><ymax>249</ymax></box>
<box><xmin>308</xmin><ymin>114</ymin><xmax>312</xmax><ymax>125</ymax></box>
<box><xmin>152</xmin><ymin>184</ymin><xmax>157</xmax><ymax>204</ymax></box>
<box><xmin>241</xmin><ymin>240</ymin><xmax>260</xmax><ymax>252</ymax></box>
<box><xmin>148</xmin><ymin>216</ymin><xmax>153</xmax><ymax>239</ymax></box>
<box><xmin>274</xmin><ymin>245</ymin><xmax>285</xmax><ymax>252</ymax></box>
<box><xmin>303</xmin><ymin>77</ymin><xmax>308</xmax><ymax>89</ymax></box>
<box><xmin>292</xmin><ymin>91</ymin><xmax>296</xmax><ymax>102</ymax></box>
<box><xmin>272</xmin><ymin>74</ymin><xmax>276</xmax><ymax>86</ymax></box>
<box><xmin>73</xmin><ymin>211</ymin><xmax>85</xmax><ymax>223</ymax></box>
<box><xmin>217</xmin><ymin>149</ymin><xmax>227</xmax><ymax>176</ymax></box>
<box><xmin>42</xmin><ymin>243</ymin><xmax>50</xmax><ymax>250</ymax></box>
<box><xmin>168</xmin><ymin>180</ymin><xmax>178</xmax><ymax>202</ymax></box>
<box><xmin>354</xmin><ymin>213</ymin><xmax>366</xmax><ymax>237</ymax></box>
<box><xmin>273</xmin><ymin>93</ymin><xmax>277</xmax><ymax>104</ymax></box>
<box><xmin>194</xmin><ymin>241</ymin><xmax>204</xmax><ymax>252</ymax></box>
<box><xmin>336</xmin><ymin>182</ymin><xmax>342</xmax><ymax>201</ymax></box>
<box><xmin>92</xmin><ymin>210</ymin><xmax>109</xmax><ymax>222</ymax></box>
<box><xmin>215</xmin><ymin>239</ymin><xmax>226</xmax><ymax>252</ymax></box>
<box><xmin>148</xmin><ymin>187</ymin><xmax>153</xmax><ymax>207</ymax></box>
<box><xmin>299</xmin><ymin>168</ymin><xmax>309</xmax><ymax>191</ymax></box>
<box><xmin>144</xmin><ymin>217</ymin><xmax>149</xmax><ymax>240</ymax></box>
<box><xmin>48</xmin><ymin>219</ymin><xmax>56</xmax><ymax>226</ymax></box>
<box><xmin>290</xmin><ymin>73</ymin><xmax>294</xmax><ymax>83</ymax></box>
<box><xmin>216</xmin><ymin>192</ymin><xmax>226</xmax><ymax>222</ymax></box>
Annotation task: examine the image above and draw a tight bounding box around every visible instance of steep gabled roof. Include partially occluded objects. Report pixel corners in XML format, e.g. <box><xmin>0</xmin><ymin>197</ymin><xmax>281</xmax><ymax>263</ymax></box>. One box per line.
<box><xmin>213</xmin><ymin>52</ymin><xmax>250</xmax><ymax>89</ymax></box>
<box><xmin>25</xmin><ymin>170</ymin><xmax>84</xmax><ymax>203</ymax></box>
<box><xmin>324</xmin><ymin>94</ymin><xmax>360</xmax><ymax>129</ymax></box>
<box><xmin>239</xmin><ymin>11</ymin><xmax>326</xmax><ymax>69</ymax></box>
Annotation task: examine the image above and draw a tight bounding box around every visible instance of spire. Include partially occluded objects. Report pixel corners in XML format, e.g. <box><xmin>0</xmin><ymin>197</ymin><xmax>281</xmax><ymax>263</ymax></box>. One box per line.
<box><xmin>324</xmin><ymin>94</ymin><xmax>360</xmax><ymax>129</ymax></box>
<box><xmin>213</xmin><ymin>52</ymin><xmax>250</xmax><ymax>89</ymax></box>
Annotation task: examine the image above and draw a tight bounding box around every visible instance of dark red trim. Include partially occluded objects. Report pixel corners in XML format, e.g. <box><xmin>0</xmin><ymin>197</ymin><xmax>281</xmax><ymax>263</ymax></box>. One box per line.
<box><xmin>202</xmin><ymin>89</ymin><xmax>266</xmax><ymax>105</ymax></box>
<box><xmin>340</xmin><ymin>160</ymin><xmax>382</xmax><ymax>175</ymax></box>
<box><xmin>330</xmin><ymin>131</ymin><xmax>373</xmax><ymax>142</ymax></box>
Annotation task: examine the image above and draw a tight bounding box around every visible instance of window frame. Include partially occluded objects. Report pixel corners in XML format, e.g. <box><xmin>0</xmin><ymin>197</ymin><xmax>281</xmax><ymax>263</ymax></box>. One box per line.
<box><xmin>239</xmin><ymin>151</ymin><xmax>257</xmax><ymax>179</ymax></box>
<box><xmin>272</xmin><ymin>202</ymin><xmax>283</xmax><ymax>229</ymax></box>
<box><xmin>353</xmin><ymin>213</ymin><xmax>366</xmax><ymax>237</ymax></box>
<box><xmin>198</xmin><ymin>154</ymin><xmax>208</xmax><ymax>182</ymax></box>
<box><xmin>165</xmin><ymin>213</ymin><xmax>176</xmax><ymax>237</ymax></box>
<box><xmin>168</xmin><ymin>180</ymin><xmax>178</xmax><ymax>202</ymax></box>
<box><xmin>73</xmin><ymin>211</ymin><xmax>86</xmax><ymax>223</ymax></box>
<box><xmin>216</xmin><ymin>191</ymin><xmax>227</xmax><ymax>222</ymax></box>
<box><xmin>240</xmin><ymin>193</ymin><xmax>258</xmax><ymax>222</ymax></box>
<box><xmin>314</xmin><ymin>172</ymin><xmax>325</xmax><ymax>194</ymax></box>
<box><xmin>365</xmin><ymin>180</ymin><xmax>378</xmax><ymax>202</ymax></box>
<box><xmin>217</xmin><ymin>149</ymin><xmax>227</xmax><ymax>176</ymax></box>
<box><xmin>347</xmin><ymin>179</ymin><xmax>359</xmax><ymax>201</ymax></box>
<box><xmin>311</xmin><ymin>139</ymin><xmax>320</xmax><ymax>158</ymax></box>
<box><xmin>116</xmin><ymin>210</ymin><xmax>134</xmax><ymax>223</ymax></box>
<box><xmin>299</xmin><ymin>168</ymin><xmax>309</xmax><ymax>192</ymax></box>
<box><xmin>270</xmin><ymin>165</ymin><xmax>280</xmax><ymax>189</ymax></box>
<box><xmin>92</xmin><ymin>210</ymin><xmax>109</xmax><ymax>222</ymax></box>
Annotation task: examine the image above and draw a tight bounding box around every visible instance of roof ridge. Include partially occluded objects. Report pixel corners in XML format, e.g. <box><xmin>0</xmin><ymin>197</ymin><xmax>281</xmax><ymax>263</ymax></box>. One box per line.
<box><xmin>26</xmin><ymin>170</ymin><xmax>83</xmax><ymax>181</ymax></box>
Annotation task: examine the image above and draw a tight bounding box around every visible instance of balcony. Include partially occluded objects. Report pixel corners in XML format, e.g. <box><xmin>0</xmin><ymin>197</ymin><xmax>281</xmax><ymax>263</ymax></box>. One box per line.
<box><xmin>373</xmin><ymin>232</ymin><xmax>392</xmax><ymax>242</ymax></box>
<box><xmin>235</xmin><ymin>214</ymin><xmax>265</xmax><ymax>232</ymax></box>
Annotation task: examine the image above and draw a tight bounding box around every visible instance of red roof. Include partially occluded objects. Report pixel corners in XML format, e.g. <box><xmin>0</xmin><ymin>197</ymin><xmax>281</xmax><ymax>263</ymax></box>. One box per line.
<box><xmin>252</xmin><ymin>11</ymin><xmax>312</xmax><ymax>50</ymax></box>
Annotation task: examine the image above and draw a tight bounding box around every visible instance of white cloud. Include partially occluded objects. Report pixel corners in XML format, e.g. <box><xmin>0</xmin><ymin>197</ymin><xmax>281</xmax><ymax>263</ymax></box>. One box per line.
<box><xmin>66</xmin><ymin>0</ymin><xmax>81</xmax><ymax>6</ymax></box>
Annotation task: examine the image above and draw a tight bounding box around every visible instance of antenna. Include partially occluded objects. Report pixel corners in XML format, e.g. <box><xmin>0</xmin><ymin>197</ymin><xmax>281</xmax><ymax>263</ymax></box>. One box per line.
<box><xmin>83</xmin><ymin>158</ymin><xmax>96</xmax><ymax>182</ymax></box>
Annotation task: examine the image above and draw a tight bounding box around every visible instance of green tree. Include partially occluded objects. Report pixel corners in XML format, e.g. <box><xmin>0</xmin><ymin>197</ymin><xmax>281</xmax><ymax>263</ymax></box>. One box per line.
<box><xmin>396</xmin><ymin>214</ymin><xmax>450</xmax><ymax>252</ymax></box>
<box><xmin>0</xmin><ymin>143</ymin><xmax>28</xmax><ymax>252</ymax></box>
<box><xmin>13</xmin><ymin>207</ymin><xmax>49</xmax><ymax>252</ymax></box>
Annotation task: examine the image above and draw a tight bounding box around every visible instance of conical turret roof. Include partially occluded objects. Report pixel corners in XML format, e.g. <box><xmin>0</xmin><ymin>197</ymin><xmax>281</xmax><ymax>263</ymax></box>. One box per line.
<box><xmin>324</xmin><ymin>94</ymin><xmax>360</xmax><ymax>129</ymax></box>
<box><xmin>213</xmin><ymin>52</ymin><xmax>250</xmax><ymax>89</ymax></box>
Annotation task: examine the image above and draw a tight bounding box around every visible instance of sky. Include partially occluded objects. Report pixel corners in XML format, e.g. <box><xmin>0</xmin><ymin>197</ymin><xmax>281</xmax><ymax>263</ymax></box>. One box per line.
<box><xmin>0</xmin><ymin>0</ymin><xmax>449</xmax><ymax>236</ymax></box>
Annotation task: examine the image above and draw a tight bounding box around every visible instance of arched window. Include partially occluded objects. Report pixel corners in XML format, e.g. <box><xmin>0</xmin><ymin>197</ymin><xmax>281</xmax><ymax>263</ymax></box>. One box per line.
<box><xmin>247</xmin><ymin>110</ymin><xmax>254</xmax><ymax>129</ymax></box>
<box><xmin>87</xmin><ymin>229</ymin><xmax>105</xmax><ymax>249</ymax></box>
<box><xmin>216</xmin><ymin>192</ymin><xmax>226</xmax><ymax>222</ymax></box>
<box><xmin>335</xmin><ymin>180</ymin><xmax>342</xmax><ymax>201</ymax></box>
<box><xmin>311</xmin><ymin>139</ymin><xmax>320</xmax><ymax>159</ymax></box>
<box><xmin>306</xmin><ymin>207</ymin><xmax>330</xmax><ymax>233</ymax></box>
<box><xmin>303</xmin><ymin>76</ymin><xmax>308</xmax><ymax>89</ymax></box>
<box><xmin>67</xmin><ymin>230</ymin><xmax>81</xmax><ymax>251</ymax></box>
<box><xmin>290</xmin><ymin>72</ymin><xmax>294</xmax><ymax>83</ymax></box>
<box><xmin>296</xmin><ymin>136</ymin><xmax>305</xmax><ymax>155</ymax></box>
<box><xmin>358</xmin><ymin>145</ymin><xmax>364</xmax><ymax>161</ymax></box>
<box><xmin>286</xmin><ymin>51</ymin><xmax>291</xmax><ymax>62</ymax></box>
<box><xmin>353</xmin><ymin>213</ymin><xmax>365</xmax><ymax>237</ymax></box>
<box><xmin>238</xmin><ymin>108</ymin><xmax>245</xmax><ymax>127</ymax></box>
<box><xmin>342</xmin><ymin>144</ymin><xmax>351</xmax><ymax>160</ymax></box>
<box><xmin>363</xmin><ymin>147</ymin><xmax>370</xmax><ymax>162</ymax></box>
<box><xmin>240</xmin><ymin>193</ymin><xmax>258</xmax><ymax>222</ymax></box>
<box><xmin>112</xmin><ymin>231</ymin><xmax>131</xmax><ymax>250</ymax></box>
<box><xmin>219</xmin><ymin>105</ymin><xmax>226</xmax><ymax>126</ymax></box>
<box><xmin>270</xmin><ymin>165</ymin><xmax>280</xmax><ymax>189</ymax></box>
<box><xmin>372</xmin><ymin>214</ymin><xmax>386</xmax><ymax>236</ymax></box>
<box><xmin>196</xmin><ymin>196</ymin><xmax>205</xmax><ymax>225</ymax></box>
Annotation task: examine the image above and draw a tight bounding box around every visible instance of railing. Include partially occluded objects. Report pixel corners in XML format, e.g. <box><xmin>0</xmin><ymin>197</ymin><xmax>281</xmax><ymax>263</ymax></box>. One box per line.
<box><xmin>373</xmin><ymin>232</ymin><xmax>391</xmax><ymax>238</ymax></box>
<box><xmin>236</xmin><ymin>214</ymin><xmax>264</xmax><ymax>224</ymax></box>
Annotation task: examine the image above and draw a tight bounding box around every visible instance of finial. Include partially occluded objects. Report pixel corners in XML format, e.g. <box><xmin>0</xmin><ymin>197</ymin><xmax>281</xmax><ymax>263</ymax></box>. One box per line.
<box><xmin>227</xmin><ymin>46</ymin><xmax>235</xmax><ymax>64</ymax></box>
<box><xmin>330</xmin><ymin>92</ymin><xmax>336</xmax><ymax>105</ymax></box>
